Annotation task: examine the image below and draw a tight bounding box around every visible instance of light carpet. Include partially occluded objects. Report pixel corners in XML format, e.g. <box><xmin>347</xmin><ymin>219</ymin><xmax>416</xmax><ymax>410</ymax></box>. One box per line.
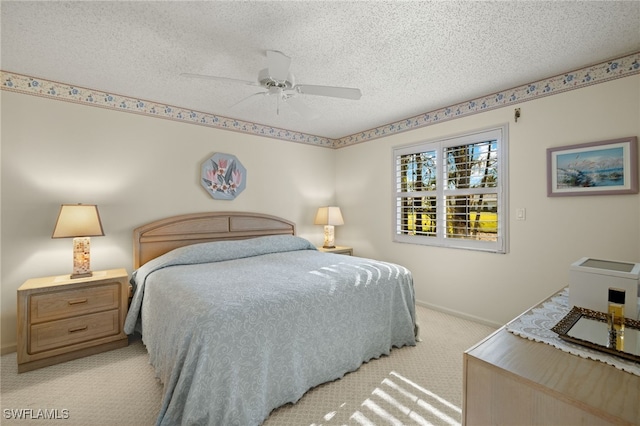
<box><xmin>1</xmin><ymin>305</ymin><xmax>495</xmax><ymax>425</ymax></box>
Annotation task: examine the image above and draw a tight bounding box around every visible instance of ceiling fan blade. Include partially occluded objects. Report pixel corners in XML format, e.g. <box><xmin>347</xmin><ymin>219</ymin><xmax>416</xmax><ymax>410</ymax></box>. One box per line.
<box><xmin>295</xmin><ymin>84</ymin><xmax>362</xmax><ymax>100</ymax></box>
<box><xmin>266</xmin><ymin>50</ymin><xmax>291</xmax><ymax>81</ymax></box>
<box><xmin>229</xmin><ymin>91</ymin><xmax>267</xmax><ymax>109</ymax></box>
<box><xmin>180</xmin><ymin>73</ymin><xmax>259</xmax><ymax>86</ymax></box>
<box><xmin>285</xmin><ymin>96</ymin><xmax>320</xmax><ymax>120</ymax></box>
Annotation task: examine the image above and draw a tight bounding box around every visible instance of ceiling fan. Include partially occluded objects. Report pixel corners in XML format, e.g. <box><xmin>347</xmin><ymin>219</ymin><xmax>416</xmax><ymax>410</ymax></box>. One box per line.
<box><xmin>181</xmin><ymin>50</ymin><xmax>362</xmax><ymax>118</ymax></box>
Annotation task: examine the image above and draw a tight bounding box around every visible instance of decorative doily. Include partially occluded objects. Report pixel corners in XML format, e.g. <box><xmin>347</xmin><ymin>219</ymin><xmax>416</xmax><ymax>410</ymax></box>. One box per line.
<box><xmin>505</xmin><ymin>288</ymin><xmax>639</xmax><ymax>376</ymax></box>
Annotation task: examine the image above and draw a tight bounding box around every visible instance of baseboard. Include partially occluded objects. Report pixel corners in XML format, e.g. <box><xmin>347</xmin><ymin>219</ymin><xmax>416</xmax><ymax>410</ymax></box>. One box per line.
<box><xmin>415</xmin><ymin>299</ymin><xmax>503</xmax><ymax>329</ymax></box>
<box><xmin>1</xmin><ymin>343</ymin><xmax>17</xmax><ymax>355</ymax></box>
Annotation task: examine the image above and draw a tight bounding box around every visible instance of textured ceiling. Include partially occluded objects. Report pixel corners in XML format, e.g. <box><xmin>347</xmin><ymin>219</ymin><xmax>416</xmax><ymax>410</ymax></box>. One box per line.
<box><xmin>1</xmin><ymin>1</ymin><xmax>639</xmax><ymax>140</ymax></box>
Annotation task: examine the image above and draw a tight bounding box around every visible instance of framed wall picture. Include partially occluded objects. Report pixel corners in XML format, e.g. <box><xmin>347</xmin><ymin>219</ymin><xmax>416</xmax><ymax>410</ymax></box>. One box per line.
<box><xmin>547</xmin><ymin>136</ymin><xmax>638</xmax><ymax>197</ymax></box>
<box><xmin>201</xmin><ymin>153</ymin><xmax>246</xmax><ymax>200</ymax></box>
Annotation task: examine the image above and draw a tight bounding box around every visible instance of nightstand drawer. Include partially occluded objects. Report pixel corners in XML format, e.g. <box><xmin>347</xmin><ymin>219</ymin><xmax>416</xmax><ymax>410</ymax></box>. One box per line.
<box><xmin>30</xmin><ymin>283</ymin><xmax>120</xmax><ymax>323</ymax></box>
<box><xmin>29</xmin><ymin>309</ymin><xmax>120</xmax><ymax>354</ymax></box>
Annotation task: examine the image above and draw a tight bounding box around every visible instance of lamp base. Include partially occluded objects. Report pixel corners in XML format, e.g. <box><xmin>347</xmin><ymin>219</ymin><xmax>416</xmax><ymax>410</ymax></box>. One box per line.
<box><xmin>71</xmin><ymin>237</ymin><xmax>92</xmax><ymax>279</ymax></box>
<box><xmin>70</xmin><ymin>271</ymin><xmax>93</xmax><ymax>279</ymax></box>
<box><xmin>322</xmin><ymin>225</ymin><xmax>336</xmax><ymax>249</ymax></box>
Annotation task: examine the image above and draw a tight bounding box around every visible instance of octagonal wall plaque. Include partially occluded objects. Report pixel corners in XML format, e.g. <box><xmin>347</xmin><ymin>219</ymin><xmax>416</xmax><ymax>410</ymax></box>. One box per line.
<box><xmin>201</xmin><ymin>153</ymin><xmax>246</xmax><ymax>200</ymax></box>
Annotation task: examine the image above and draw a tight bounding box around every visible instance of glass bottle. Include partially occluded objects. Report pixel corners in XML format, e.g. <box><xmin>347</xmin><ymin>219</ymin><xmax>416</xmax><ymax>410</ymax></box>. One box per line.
<box><xmin>607</xmin><ymin>288</ymin><xmax>625</xmax><ymax>350</ymax></box>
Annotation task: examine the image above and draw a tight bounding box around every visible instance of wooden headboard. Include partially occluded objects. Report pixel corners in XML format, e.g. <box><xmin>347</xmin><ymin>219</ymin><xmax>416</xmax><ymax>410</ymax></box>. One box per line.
<box><xmin>133</xmin><ymin>211</ymin><xmax>296</xmax><ymax>269</ymax></box>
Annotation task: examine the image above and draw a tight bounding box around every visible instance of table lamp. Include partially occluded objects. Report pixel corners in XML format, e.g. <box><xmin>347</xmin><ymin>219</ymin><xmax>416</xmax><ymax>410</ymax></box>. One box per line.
<box><xmin>314</xmin><ymin>206</ymin><xmax>344</xmax><ymax>248</ymax></box>
<box><xmin>52</xmin><ymin>204</ymin><xmax>105</xmax><ymax>279</ymax></box>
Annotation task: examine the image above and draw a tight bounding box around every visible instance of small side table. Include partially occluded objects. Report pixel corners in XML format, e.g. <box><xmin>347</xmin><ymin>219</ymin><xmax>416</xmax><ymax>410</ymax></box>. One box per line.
<box><xmin>317</xmin><ymin>246</ymin><xmax>353</xmax><ymax>256</ymax></box>
<box><xmin>17</xmin><ymin>268</ymin><xmax>129</xmax><ymax>373</ymax></box>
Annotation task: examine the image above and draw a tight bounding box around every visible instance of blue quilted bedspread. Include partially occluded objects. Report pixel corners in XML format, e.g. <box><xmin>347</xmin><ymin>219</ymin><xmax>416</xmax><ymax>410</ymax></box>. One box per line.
<box><xmin>124</xmin><ymin>235</ymin><xmax>416</xmax><ymax>425</ymax></box>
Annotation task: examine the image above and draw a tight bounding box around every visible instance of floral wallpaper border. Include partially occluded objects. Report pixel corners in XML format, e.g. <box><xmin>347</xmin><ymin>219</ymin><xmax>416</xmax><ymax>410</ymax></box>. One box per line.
<box><xmin>0</xmin><ymin>71</ymin><xmax>333</xmax><ymax>148</ymax></box>
<box><xmin>337</xmin><ymin>52</ymin><xmax>640</xmax><ymax>147</ymax></box>
<box><xmin>2</xmin><ymin>51</ymin><xmax>638</xmax><ymax>149</ymax></box>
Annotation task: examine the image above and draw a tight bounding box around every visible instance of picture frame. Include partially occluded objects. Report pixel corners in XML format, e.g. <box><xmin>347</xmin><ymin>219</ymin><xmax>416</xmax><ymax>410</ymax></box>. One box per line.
<box><xmin>201</xmin><ymin>153</ymin><xmax>247</xmax><ymax>200</ymax></box>
<box><xmin>547</xmin><ymin>136</ymin><xmax>638</xmax><ymax>197</ymax></box>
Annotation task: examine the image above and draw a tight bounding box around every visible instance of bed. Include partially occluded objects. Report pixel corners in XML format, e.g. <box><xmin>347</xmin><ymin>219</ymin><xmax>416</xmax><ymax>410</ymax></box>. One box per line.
<box><xmin>124</xmin><ymin>211</ymin><xmax>417</xmax><ymax>425</ymax></box>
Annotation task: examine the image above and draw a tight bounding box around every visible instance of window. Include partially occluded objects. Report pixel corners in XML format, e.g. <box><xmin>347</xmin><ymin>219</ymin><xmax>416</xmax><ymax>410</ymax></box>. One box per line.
<box><xmin>393</xmin><ymin>125</ymin><xmax>508</xmax><ymax>253</ymax></box>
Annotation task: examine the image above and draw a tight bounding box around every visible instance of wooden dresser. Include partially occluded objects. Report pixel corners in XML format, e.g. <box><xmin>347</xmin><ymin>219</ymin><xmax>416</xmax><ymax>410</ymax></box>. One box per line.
<box><xmin>463</xmin><ymin>290</ymin><xmax>640</xmax><ymax>425</ymax></box>
<box><xmin>17</xmin><ymin>269</ymin><xmax>129</xmax><ymax>373</ymax></box>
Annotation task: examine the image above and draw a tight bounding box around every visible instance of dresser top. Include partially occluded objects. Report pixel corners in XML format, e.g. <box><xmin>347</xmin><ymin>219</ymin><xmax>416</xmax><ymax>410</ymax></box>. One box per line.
<box><xmin>465</xmin><ymin>289</ymin><xmax>640</xmax><ymax>424</ymax></box>
<box><xmin>18</xmin><ymin>268</ymin><xmax>129</xmax><ymax>292</ymax></box>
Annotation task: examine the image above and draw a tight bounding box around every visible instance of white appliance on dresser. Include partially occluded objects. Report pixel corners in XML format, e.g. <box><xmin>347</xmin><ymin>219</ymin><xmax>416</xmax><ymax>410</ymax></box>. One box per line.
<box><xmin>569</xmin><ymin>257</ymin><xmax>640</xmax><ymax>320</ymax></box>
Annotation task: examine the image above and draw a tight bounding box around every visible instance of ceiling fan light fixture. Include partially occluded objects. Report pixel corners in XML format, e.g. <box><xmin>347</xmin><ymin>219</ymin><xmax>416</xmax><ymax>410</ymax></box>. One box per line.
<box><xmin>258</xmin><ymin>68</ymin><xmax>293</xmax><ymax>90</ymax></box>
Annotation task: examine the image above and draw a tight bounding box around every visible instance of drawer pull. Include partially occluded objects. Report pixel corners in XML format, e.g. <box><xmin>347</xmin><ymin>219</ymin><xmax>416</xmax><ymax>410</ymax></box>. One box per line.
<box><xmin>68</xmin><ymin>326</ymin><xmax>88</xmax><ymax>333</ymax></box>
<box><xmin>68</xmin><ymin>298</ymin><xmax>88</xmax><ymax>305</ymax></box>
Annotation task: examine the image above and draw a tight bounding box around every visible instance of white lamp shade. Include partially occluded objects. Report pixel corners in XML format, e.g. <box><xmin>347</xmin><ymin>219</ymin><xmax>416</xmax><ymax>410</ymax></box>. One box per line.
<box><xmin>314</xmin><ymin>206</ymin><xmax>344</xmax><ymax>226</ymax></box>
<box><xmin>52</xmin><ymin>204</ymin><xmax>105</xmax><ymax>238</ymax></box>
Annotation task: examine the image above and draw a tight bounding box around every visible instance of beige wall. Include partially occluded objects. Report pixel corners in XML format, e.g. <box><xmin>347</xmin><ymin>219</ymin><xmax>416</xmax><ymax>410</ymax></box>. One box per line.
<box><xmin>335</xmin><ymin>75</ymin><xmax>640</xmax><ymax>326</ymax></box>
<box><xmin>0</xmin><ymin>91</ymin><xmax>336</xmax><ymax>350</ymax></box>
<box><xmin>2</xmin><ymin>75</ymin><xmax>639</xmax><ymax>351</ymax></box>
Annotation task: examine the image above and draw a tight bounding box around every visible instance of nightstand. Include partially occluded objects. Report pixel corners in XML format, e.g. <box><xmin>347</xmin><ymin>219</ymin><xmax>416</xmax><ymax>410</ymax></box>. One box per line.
<box><xmin>17</xmin><ymin>268</ymin><xmax>129</xmax><ymax>373</ymax></box>
<box><xmin>317</xmin><ymin>246</ymin><xmax>353</xmax><ymax>255</ymax></box>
